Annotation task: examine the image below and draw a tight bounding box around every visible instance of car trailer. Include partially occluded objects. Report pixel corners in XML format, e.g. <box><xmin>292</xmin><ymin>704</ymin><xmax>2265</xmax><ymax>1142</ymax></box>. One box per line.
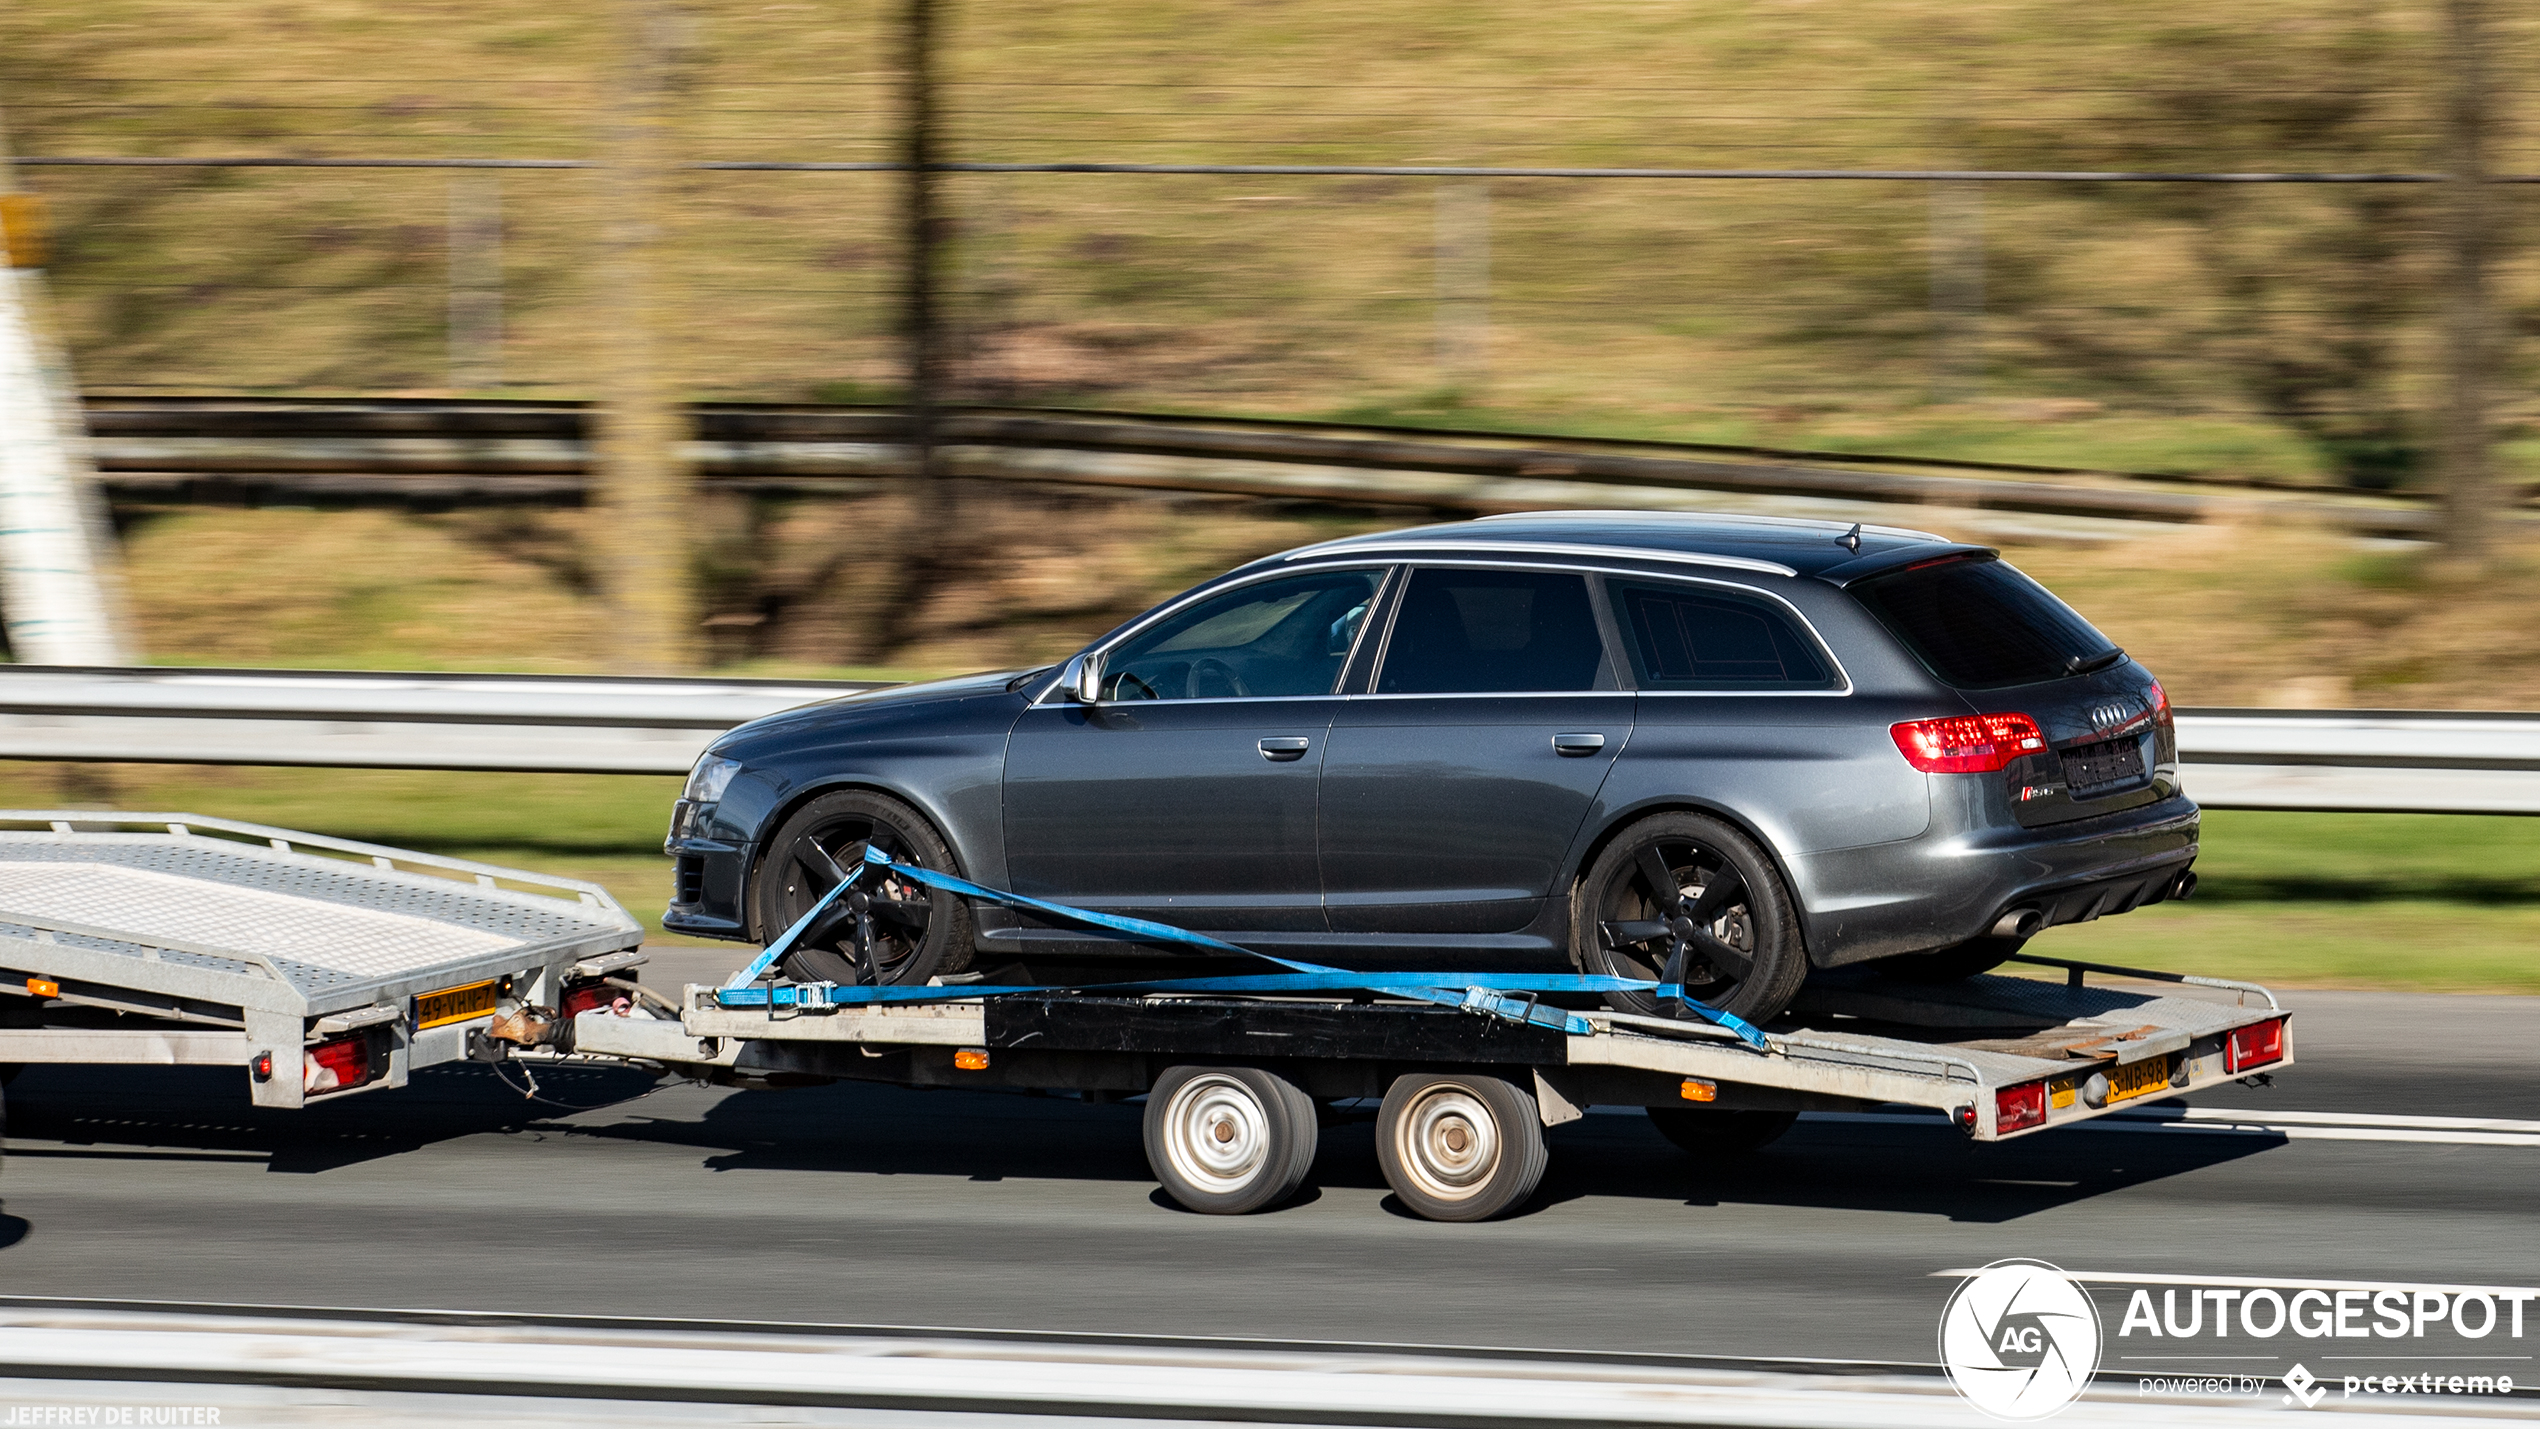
<box><xmin>0</xmin><ymin>814</ymin><xmax>2294</xmax><ymax>1222</ymax></box>
<box><xmin>0</xmin><ymin>811</ymin><xmax>644</xmax><ymax>1112</ymax></box>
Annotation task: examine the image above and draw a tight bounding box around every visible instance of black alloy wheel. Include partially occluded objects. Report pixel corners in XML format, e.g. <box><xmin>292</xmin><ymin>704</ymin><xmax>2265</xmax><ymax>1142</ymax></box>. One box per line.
<box><xmin>1573</xmin><ymin>812</ymin><xmax>1807</xmax><ymax>1025</ymax></box>
<box><xmin>751</xmin><ymin>790</ymin><xmax>976</xmax><ymax>987</ymax></box>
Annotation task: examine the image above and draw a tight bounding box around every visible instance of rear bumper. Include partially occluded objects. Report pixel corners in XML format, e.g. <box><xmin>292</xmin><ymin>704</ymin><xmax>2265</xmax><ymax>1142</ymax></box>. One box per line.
<box><xmin>1790</xmin><ymin>790</ymin><xmax>2200</xmax><ymax>967</ymax></box>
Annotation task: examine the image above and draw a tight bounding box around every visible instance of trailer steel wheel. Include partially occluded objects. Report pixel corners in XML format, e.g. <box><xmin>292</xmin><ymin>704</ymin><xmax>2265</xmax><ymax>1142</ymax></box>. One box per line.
<box><xmin>752</xmin><ymin>791</ymin><xmax>975</xmax><ymax>987</ymax></box>
<box><xmin>1375</xmin><ymin>1073</ymin><xmax>1547</xmax><ymax>1222</ymax></box>
<box><xmin>1574</xmin><ymin>812</ymin><xmax>1807</xmax><ymax>1025</ymax></box>
<box><xmin>1143</xmin><ymin>1066</ymin><xmax>1318</xmax><ymax>1215</ymax></box>
<box><xmin>1646</xmin><ymin>1106</ymin><xmax>1800</xmax><ymax>1155</ymax></box>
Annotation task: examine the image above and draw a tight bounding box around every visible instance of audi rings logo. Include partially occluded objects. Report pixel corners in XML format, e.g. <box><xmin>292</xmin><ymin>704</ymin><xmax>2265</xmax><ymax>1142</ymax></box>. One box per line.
<box><xmin>2088</xmin><ymin>700</ymin><xmax>2141</xmax><ymax>735</ymax></box>
<box><xmin>1939</xmin><ymin>1259</ymin><xmax>2104</xmax><ymax>1420</ymax></box>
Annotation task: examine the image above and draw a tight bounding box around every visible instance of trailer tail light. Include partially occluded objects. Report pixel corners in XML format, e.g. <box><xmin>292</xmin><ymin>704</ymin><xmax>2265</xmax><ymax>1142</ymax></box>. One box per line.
<box><xmin>304</xmin><ymin>1033</ymin><xmax>376</xmax><ymax>1094</ymax></box>
<box><xmin>559</xmin><ymin>981</ymin><xmax>625</xmax><ymax>1019</ymax></box>
<box><xmin>1995</xmin><ymin>1080</ymin><xmax>2048</xmax><ymax>1134</ymax></box>
<box><xmin>2226</xmin><ymin>1018</ymin><xmax>2285</xmax><ymax>1075</ymax></box>
<box><xmin>1890</xmin><ymin>714</ymin><xmax>2046</xmax><ymax>774</ymax></box>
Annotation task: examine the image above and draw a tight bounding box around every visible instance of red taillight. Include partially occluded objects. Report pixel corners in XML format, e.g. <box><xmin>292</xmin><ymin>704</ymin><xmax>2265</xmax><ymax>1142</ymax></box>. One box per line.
<box><xmin>1995</xmin><ymin>1080</ymin><xmax>2048</xmax><ymax>1133</ymax></box>
<box><xmin>2226</xmin><ymin>1018</ymin><xmax>2285</xmax><ymax>1074</ymax></box>
<box><xmin>560</xmin><ymin>981</ymin><xmax>625</xmax><ymax>1019</ymax></box>
<box><xmin>1890</xmin><ymin>713</ymin><xmax>2047</xmax><ymax>773</ymax></box>
<box><xmin>2148</xmin><ymin>679</ymin><xmax>2174</xmax><ymax>730</ymax></box>
<box><xmin>304</xmin><ymin>1033</ymin><xmax>374</xmax><ymax>1094</ymax></box>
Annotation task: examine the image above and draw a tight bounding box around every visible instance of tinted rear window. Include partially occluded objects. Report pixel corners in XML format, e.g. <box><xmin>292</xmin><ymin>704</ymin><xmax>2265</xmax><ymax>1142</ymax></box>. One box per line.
<box><xmin>1377</xmin><ymin>568</ymin><xmax>1606</xmax><ymax>694</ymax></box>
<box><xmin>1612</xmin><ymin>581</ymin><xmax>1838</xmax><ymax>691</ymax></box>
<box><xmin>1850</xmin><ymin>556</ymin><xmax>2113</xmax><ymax>690</ymax></box>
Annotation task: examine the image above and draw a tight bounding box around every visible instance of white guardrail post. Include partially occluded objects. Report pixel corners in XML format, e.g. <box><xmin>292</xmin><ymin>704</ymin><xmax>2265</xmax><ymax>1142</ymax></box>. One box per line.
<box><xmin>0</xmin><ymin>668</ymin><xmax>2527</xmax><ymax>813</ymax></box>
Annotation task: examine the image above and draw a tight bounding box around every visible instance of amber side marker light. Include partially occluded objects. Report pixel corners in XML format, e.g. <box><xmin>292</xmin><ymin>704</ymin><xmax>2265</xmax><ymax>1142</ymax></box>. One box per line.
<box><xmin>26</xmin><ymin>976</ymin><xmax>60</xmax><ymax>999</ymax></box>
<box><xmin>953</xmin><ymin>1048</ymin><xmax>991</xmax><ymax>1071</ymax></box>
<box><xmin>1679</xmin><ymin>1078</ymin><xmax>1717</xmax><ymax>1102</ymax></box>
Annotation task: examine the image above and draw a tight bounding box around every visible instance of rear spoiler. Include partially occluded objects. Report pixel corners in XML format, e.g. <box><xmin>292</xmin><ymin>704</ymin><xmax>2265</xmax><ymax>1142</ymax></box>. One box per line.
<box><xmin>1815</xmin><ymin>542</ymin><xmax>1997</xmax><ymax>588</ymax></box>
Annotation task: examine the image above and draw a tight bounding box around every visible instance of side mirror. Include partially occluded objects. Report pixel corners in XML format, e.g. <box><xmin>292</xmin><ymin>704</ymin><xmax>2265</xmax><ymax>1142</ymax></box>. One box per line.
<box><xmin>1058</xmin><ymin>653</ymin><xmax>1101</xmax><ymax>704</ymax></box>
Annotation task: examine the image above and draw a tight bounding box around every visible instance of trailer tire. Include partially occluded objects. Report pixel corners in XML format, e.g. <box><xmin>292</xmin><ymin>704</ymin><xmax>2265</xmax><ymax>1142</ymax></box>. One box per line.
<box><xmin>1143</xmin><ymin>1066</ymin><xmax>1318</xmax><ymax>1215</ymax></box>
<box><xmin>1646</xmin><ymin>1106</ymin><xmax>1799</xmax><ymax>1156</ymax></box>
<box><xmin>1375</xmin><ymin>1073</ymin><xmax>1548</xmax><ymax>1222</ymax></box>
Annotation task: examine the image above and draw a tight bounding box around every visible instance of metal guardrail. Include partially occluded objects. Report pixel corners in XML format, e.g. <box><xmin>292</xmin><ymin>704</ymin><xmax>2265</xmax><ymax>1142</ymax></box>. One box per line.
<box><xmin>0</xmin><ymin>665</ymin><xmax>2528</xmax><ymax>812</ymax></box>
<box><xmin>79</xmin><ymin>397</ymin><xmax>2485</xmax><ymax>542</ymax></box>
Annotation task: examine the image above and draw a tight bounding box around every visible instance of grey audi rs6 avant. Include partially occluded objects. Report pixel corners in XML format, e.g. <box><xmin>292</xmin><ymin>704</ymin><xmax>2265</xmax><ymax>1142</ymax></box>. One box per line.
<box><xmin>664</xmin><ymin>512</ymin><xmax>2197</xmax><ymax>1024</ymax></box>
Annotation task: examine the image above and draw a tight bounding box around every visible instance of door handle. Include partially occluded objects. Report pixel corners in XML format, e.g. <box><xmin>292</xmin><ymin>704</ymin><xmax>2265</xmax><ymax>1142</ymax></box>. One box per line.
<box><xmin>1552</xmin><ymin>732</ymin><xmax>1607</xmax><ymax>757</ymax></box>
<box><xmin>1258</xmin><ymin>737</ymin><xmax>1313</xmax><ymax>761</ymax></box>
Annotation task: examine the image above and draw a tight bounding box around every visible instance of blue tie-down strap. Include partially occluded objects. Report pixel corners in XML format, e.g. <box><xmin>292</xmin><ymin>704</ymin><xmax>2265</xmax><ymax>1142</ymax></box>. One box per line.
<box><xmin>717</xmin><ymin>844</ymin><xmax>1770</xmax><ymax>1051</ymax></box>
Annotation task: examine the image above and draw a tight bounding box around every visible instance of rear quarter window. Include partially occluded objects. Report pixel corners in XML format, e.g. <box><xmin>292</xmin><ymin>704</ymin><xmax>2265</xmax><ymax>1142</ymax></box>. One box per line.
<box><xmin>1610</xmin><ymin>580</ymin><xmax>1840</xmax><ymax>691</ymax></box>
<box><xmin>1849</xmin><ymin>555</ymin><xmax>2114</xmax><ymax>690</ymax></box>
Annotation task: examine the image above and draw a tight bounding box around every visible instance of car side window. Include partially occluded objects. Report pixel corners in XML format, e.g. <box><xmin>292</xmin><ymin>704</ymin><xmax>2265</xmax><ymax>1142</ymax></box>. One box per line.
<box><xmin>1375</xmin><ymin>568</ymin><xmax>1607</xmax><ymax>694</ymax></box>
<box><xmin>1610</xmin><ymin>579</ymin><xmax>1839</xmax><ymax>691</ymax></box>
<box><xmin>1100</xmin><ymin>569</ymin><xmax>1381</xmax><ymax>701</ymax></box>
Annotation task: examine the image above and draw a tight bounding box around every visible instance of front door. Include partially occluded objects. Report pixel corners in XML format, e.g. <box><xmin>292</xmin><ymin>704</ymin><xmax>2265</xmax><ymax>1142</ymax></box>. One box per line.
<box><xmin>1002</xmin><ymin>567</ymin><xmax>1384</xmax><ymax>933</ymax></box>
<box><xmin>1319</xmin><ymin>566</ymin><xmax>1631</xmax><ymax>934</ymax></box>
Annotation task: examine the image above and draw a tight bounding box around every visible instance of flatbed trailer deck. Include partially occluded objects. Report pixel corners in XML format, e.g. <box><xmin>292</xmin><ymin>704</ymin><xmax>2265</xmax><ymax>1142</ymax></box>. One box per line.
<box><xmin>0</xmin><ymin>813</ymin><xmax>2293</xmax><ymax>1221</ymax></box>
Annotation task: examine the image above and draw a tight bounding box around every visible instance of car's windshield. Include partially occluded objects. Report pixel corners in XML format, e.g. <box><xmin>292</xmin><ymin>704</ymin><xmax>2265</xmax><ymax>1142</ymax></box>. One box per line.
<box><xmin>1100</xmin><ymin>569</ymin><xmax>1381</xmax><ymax>700</ymax></box>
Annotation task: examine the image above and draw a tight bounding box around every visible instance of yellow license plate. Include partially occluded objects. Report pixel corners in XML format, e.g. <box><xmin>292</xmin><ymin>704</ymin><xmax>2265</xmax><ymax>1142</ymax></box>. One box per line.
<box><xmin>415</xmin><ymin>978</ymin><xmax>500</xmax><ymax>1029</ymax></box>
<box><xmin>2106</xmin><ymin>1054</ymin><xmax>2173</xmax><ymax>1104</ymax></box>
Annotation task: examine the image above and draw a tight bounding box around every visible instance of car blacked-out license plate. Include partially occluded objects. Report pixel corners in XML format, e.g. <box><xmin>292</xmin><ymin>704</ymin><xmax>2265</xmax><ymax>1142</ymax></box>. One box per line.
<box><xmin>415</xmin><ymin>978</ymin><xmax>500</xmax><ymax>1029</ymax></box>
<box><xmin>2062</xmin><ymin>738</ymin><xmax>2148</xmax><ymax>792</ymax></box>
<box><xmin>2106</xmin><ymin>1054</ymin><xmax>2172</xmax><ymax>1104</ymax></box>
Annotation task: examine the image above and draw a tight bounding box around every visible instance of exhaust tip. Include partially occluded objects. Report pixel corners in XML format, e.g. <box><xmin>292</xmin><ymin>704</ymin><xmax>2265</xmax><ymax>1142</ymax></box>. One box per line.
<box><xmin>2170</xmin><ymin>869</ymin><xmax>2199</xmax><ymax>903</ymax></box>
<box><xmin>1990</xmin><ymin>907</ymin><xmax>2045</xmax><ymax>940</ymax></box>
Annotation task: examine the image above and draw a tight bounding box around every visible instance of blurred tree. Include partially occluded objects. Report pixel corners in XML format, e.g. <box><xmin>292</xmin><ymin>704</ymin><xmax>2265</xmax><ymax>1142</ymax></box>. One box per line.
<box><xmin>1974</xmin><ymin>5</ymin><xmax>2439</xmax><ymax>489</ymax></box>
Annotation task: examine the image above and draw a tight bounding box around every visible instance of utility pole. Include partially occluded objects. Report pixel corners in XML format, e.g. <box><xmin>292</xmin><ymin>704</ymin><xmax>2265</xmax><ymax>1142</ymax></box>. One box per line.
<box><xmin>1435</xmin><ymin>181</ymin><xmax>1490</xmax><ymax>396</ymax></box>
<box><xmin>864</xmin><ymin>0</ymin><xmax>949</xmax><ymax>659</ymax></box>
<box><xmin>2437</xmin><ymin>0</ymin><xmax>2495</xmax><ymax>565</ymax></box>
<box><xmin>448</xmin><ymin>173</ymin><xmax>503</xmax><ymax>391</ymax></box>
<box><xmin>1929</xmin><ymin>179</ymin><xmax>1984</xmax><ymax>405</ymax></box>
<box><xmin>0</xmin><ymin>108</ymin><xmax>132</xmax><ymax>666</ymax></box>
<box><xmin>595</xmin><ymin>0</ymin><xmax>695</xmax><ymax>673</ymax></box>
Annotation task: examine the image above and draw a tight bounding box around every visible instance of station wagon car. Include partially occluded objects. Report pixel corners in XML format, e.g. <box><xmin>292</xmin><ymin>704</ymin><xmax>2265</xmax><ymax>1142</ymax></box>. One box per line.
<box><xmin>663</xmin><ymin>512</ymin><xmax>2199</xmax><ymax>1024</ymax></box>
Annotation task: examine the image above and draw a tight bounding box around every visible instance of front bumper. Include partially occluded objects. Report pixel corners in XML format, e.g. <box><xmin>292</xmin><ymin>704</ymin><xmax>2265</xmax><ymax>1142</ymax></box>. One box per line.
<box><xmin>663</xmin><ymin>801</ymin><xmax>756</xmax><ymax>941</ymax></box>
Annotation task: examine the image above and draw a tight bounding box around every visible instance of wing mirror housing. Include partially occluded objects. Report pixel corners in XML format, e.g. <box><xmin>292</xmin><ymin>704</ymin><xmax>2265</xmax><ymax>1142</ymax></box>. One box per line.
<box><xmin>1058</xmin><ymin>653</ymin><xmax>1102</xmax><ymax>704</ymax></box>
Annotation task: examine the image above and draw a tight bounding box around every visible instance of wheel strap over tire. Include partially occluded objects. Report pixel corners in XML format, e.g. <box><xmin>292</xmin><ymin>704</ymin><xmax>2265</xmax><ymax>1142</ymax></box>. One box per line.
<box><xmin>719</xmin><ymin>846</ymin><xmax>1770</xmax><ymax>1051</ymax></box>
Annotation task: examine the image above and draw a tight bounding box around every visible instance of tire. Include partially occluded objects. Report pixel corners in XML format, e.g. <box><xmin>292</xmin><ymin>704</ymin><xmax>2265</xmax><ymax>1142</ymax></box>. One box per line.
<box><xmin>750</xmin><ymin>790</ymin><xmax>976</xmax><ymax>986</ymax></box>
<box><xmin>1572</xmin><ymin>812</ymin><xmax>1808</xmax><ymax>1026</ymax></box>
<box><xmin>1143</xmin><ymin>1065</ymin><xmax>1319</xmax><ymax>1215</ymax></box>
<box><xmin>1374</xmin><ymin>1072</ymin><xmax>1548</xmax><ymax>1222</ymax></box>
<box><xmin>1877</xmin><ymin>937</ymin><xmax>2024</xmax><ymax>983</ymax></box>
<box><xmin>1646</xmin><ymin>1106</ymin><xmax>1799</xmax><ymax>1156</ymax></box>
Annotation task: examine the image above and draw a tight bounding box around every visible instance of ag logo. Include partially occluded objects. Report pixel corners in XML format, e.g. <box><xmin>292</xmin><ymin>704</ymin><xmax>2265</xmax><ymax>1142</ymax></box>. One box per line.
<box><xmin>1939</xmin><ymin>1259</ymin><xmax>2103</xmax><ymax>1420</ymax></box>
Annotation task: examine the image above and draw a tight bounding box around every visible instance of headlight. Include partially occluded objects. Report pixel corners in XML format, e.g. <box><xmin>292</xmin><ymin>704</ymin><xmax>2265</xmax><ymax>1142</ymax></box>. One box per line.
<box><xmin>683</xmin><ymin>754</ymin><xmax>743</xmax><ymax>804</ymax></box>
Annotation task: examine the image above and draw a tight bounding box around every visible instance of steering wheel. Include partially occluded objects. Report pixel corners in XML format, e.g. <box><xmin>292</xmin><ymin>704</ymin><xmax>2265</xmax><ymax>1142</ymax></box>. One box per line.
<box><xmin>1190</xmin><ymin>657</ymin><xmax>1250</xmax><ymax>699</ymax></box>
<box><xmin>1105</xmin><ymin>671</ymin><xmax>1160</xmax><ymax>701</ymax></box>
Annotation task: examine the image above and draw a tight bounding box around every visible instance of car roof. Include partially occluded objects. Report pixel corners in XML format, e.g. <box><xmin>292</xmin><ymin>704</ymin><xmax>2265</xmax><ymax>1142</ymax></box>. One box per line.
<box><xmin>1258</xmin><ymin>510</ymin><xmax>1978</xmax><ymax>581</ymax></box>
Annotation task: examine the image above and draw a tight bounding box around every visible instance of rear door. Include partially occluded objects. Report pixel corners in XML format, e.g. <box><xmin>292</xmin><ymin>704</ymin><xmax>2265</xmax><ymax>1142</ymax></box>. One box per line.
<box><xmin>1318</xmin><ymin>565</ymin><xmax>1631</xmax><ymax>934</ymax></box>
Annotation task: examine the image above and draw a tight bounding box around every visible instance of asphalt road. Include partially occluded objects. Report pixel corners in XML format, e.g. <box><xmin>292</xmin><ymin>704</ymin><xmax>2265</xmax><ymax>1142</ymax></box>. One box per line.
<box><xmin>1</xmin><ymin>963</ymin><xmax>2533</xmax><ymax>1373</ymax></box>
